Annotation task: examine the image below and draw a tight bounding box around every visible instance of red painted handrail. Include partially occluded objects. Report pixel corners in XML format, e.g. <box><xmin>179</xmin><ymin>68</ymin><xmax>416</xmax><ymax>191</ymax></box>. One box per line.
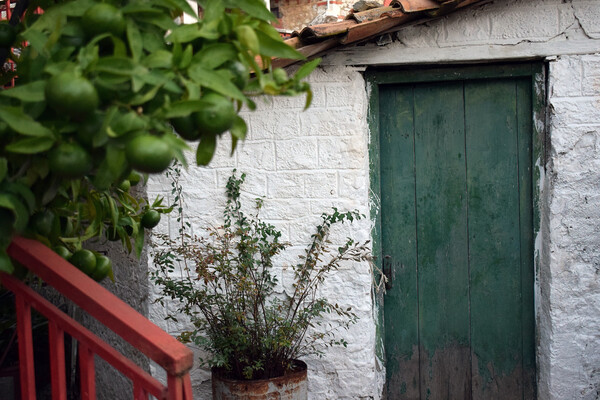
<box><xmin>1</xmin><ymin>236</ymin><xmax>194</xmax><ymax>400</ymax></box>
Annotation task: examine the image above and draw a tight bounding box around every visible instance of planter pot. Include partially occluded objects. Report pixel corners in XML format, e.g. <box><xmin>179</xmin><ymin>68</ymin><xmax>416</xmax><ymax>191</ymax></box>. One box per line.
<box><xmin>212</xmin><ymin>360</ymin><xmax>308</xmax><ymax>400</ymax></box>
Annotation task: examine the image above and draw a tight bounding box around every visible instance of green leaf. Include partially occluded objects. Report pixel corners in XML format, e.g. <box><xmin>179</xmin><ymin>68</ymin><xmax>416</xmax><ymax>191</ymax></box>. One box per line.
<box><xmin>134</xmin><ymin>227</ymin><xmax>145</xmax><ymax>258</ymax></box>
<box><xmin>106</xmin><ymin>195</ymin><xmax>119</xmax><ymax>230</ymax></box>
<box><xmin>196</xmin><ymin>19</ymin><xmax>220</xmax><ymax>40</ymax></box>
<box><xmin>93</xmin><ymin>163</ymin><xmax>117</xmax><ymax>191</ymax></box>
<box><xmin>0</xmin><ymin>81</ymin><xmax>46</xmax><ymax>102</ymax></box>
<box><xmin>136</xmin><ymin>70</ymin><xmax>170</xmax><ymax>86</ymax></box>
<box><xmin>96</xmin><ymin>56</ymin><xmax>145</xmax><ymax>76</ymax></box>
<box><xmin>196</xmin><ymin>135</ymin><xmax>217</xmax><ymax>166</ymax></box>
<box><xmin>6</xmin><ymin>136</ymin><xmax>55</xmax><ymax>154</ymax></box>
<box><xmin>111</xmin><ymin>112</ymin><xmax>147</xmax><ymax>136</ymax></box>
<box><xmin>180</xmin><ymin>77</ymin><xmax>201</xmax><ymax>100</ymax></box>
<box><xmin>122</xmin><ymin>4</ymin><xmax>165</xmax><ymax>14</ymax></box>
<box><xmin>304</xmin><ymin>88</ymin><xmax>314</xmax><ymax>110</ymax></box>
<box><xmin>198</xmin><ymin>0</ymin><xmax>225</xmax><ymax>22</ymax></box>
<box><xmin>162</xmin><ymin>100</ymin><xmax>206</xmax><ymax>118</ymax></box>
<box><xmin>0</xmin><ymin>252</ymin><xmax>14</xmax><ymax>274</ymax></box>
<box><xmin>133</xmin><ymin>13</ymin><xmax>177</xmax><ymax>31</ymax></box>
<box><xmin>21</xmin><ymin>28</ymin><xmax>48</xmax><ymax>53</ymax></box>
<box><xmin>161</xmin><ymin>133</ymin><xmax>189</xmax><ymax>167</ymax></box>
<box><xmin>0</xmin><ymin>193</ymin><xmax>30</xmax><ymax>233</ymax></box>
<box><xmin>224</xmin><ymin>0</ymin><xmax>276</xmax><ymax>22</ymax></box>
<box><xmin>50</xmin><ymin>0</ymin><xmax>95</xmax><ymax>17</ymax></box>
<box><xmin>192</xmin><ymin>43</ymin><xmax>237</xmax><ymax>70</ymax></box>
<box><xmin>154</xmin><ymin>0</ymin><xmax>197</xmax><ymax>19</ymax></box>
<box><xmin>172</xmin><ymin>42</ymin><xmax>183</xmax><ymax>67</ymax></box>
<box><xmin>128</xmin><ymin>20</ymin><xmax>145</xmax><ymax>62</ymax></box>
<box><xmin>0</xmin><ymin>158</ymin><xmax>7</xmax><ymax>183</ymax></box>
<box><xmin>0</xmin><ymin>106</ymin><xmax>54</xmax><ymax>137</ymax></box>
<box><xmin>166</xmin><ymin>23</ymin><xmax>204</xmax><ymax>43</ymax></box>
<box><xmin>236</xmin><ymin>25</ymin><xmax>259</xmax><ymax>54</ymax></box>
<box><xmin>141</xmin><ymin>30</ymin><xmax>166</xmax><ymax>53</ymax></box>
<box><xmin>130</xmin><ymin>85</ymin><xmax>163</xmax><ymax>106</ymax></box>
<box><xmin>76</xmin><ymin>42</ymin><xmax>100</xmax><ymax>71</ymax></box>
<box><xmin>3</xmin><ymin>182</ymin><xmax>36</xmax><ymax>214</ymax></box>
<box><xmin>179</xmin><ymin>45</ymin><xmax>193</xmax><ymax>69</ymax></box>
<box><xmin>142</xmin><ymin>50</ymin><xmax>173</xmax><ymax>69</ymax></box>
<box><xmin>294</xmin><ymin>58</ymin><xmax>321</xmax><ymax>82</ymax></box>
<box><xmin>230</xmin><ymin>135</ymin><xmax>238</xmax><ymax>156</ymax></box>
<box><xmin>255</xmin><ymin>30</ymin><xmax>304</xmax><ymax>60</ymax></box>
<box><xmin>230</xmin><ymin>116</ymin><xmax>247</xmax><ymax>140</ymax></box>
<box><xmin>188</xmin><ymin>65</ymin><xmax>245</xmax><ymax>101</ymax></box>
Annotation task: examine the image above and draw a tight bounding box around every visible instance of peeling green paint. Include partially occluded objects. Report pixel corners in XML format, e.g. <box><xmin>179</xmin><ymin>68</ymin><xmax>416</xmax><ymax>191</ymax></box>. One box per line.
<box><xmin>367</xmin><ymin>63</ymin><xmax>542</xmax><ymax>399</ymax></box>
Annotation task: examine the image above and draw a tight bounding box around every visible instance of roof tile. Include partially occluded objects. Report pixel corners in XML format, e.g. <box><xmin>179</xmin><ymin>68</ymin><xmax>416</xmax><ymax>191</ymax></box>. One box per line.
<box><xmin>279</xmin><ymin>0</ymin><xmax>488</xmax><ymax>67</ymax></box>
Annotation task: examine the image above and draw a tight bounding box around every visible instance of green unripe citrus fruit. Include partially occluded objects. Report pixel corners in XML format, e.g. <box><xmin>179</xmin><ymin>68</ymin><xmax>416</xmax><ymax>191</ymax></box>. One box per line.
<box><xmin>118</xmin><ymin>180</ymin><xmax>131</xmax><ymax>192</ymax></box>
<box><xmin>31</xmin><ymin>210</ymin><xmax>55</xmax><ymax>237</ymax></box>
<box><xmin>45</xmin><ymin>73</ymin><xmax>99</xmax><ymax>119</ymax></box>
<box><xmin>49</xmin><ymin>143</ymin><xmax>93</xmax><ymax>178</ymax></box>
<box><xmin>171</xmin><ymin>115</ymin><xmax>201</xmax><ymax>141</ymax></box>
<box><xmin>92</xmin><ymin>255</ymin><xmax>112</xmax><ymax>281</ymax></box>
<box><xmin>54</xmin><ymin>245</ymin><xmax>72</xmax><ymax>260</ymax></box>
<box><xmin>125</xmin><ymin>135</ymin><xmax>173</xmax><ymax>173</ymax></box>
<box><xmin>70</xmin><ymin>249</ymin><xmax>97</xmax><ymax>276</ymax></box>
<box><xmin>127</xmin><ymin>172</ymin><xmax>141</xmax><ymax>186</ymax></box>
<box><xmin>141</xmin><ymin>209</ymin><xmax>161</xmax><ymax>229</ymax></box>
<box><xmin>194</xmin><ymin>93</ymin><xmax>235</xmax><ymax>136</ymax></box>
<box><xmin>82</xmin><ymin>3</ymin><xmax>126</xmax><ymax>38</ymax></box>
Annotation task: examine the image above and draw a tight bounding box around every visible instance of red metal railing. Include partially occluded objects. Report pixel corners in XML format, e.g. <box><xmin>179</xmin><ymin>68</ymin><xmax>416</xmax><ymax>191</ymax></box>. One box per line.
<box><xmin>1</xmin><ymin>237</ymin><xmax>194</xmax><ymax>400</ymax></box>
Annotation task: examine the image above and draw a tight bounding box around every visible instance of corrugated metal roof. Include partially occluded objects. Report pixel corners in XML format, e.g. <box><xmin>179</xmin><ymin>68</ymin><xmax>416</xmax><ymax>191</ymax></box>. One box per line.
<box><xmin>275</xmin><ymin>0</ymin><xmax>488</xmax><ymax>68</ymax></box>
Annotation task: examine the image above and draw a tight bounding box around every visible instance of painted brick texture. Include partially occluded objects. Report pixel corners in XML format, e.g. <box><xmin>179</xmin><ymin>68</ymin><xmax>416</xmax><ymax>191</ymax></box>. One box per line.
<box><xmin>148</xmin><ymin>66</ymin><xmax>381</xmax><ymax>399</ymax></box>
<box><xmin>142</xmin><ymin>1</ymin><xmax>600</xmax><ymax>399</ymax></box>
<box><xmin>545</xmin><ymin>54</ymin><xmax>600</xmax><ymax>400</ymax></box>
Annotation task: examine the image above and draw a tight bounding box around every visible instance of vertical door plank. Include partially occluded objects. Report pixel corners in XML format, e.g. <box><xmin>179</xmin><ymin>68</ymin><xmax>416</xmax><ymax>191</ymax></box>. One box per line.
<box><xmin>517</xmin><ymin>78</ymin><xmax>536</xmax><ymax>399</ymax></box>
<box><xmin>465</xmin><ymin>79</ymin><xmax>523</xmax><ymax>400</ymax></box>
<box><xmin>413</xmin><ymin>81</ymin><xmax>471</xmax><ymax>399</ymax></box>
<box><xmin>380</xmin><ymin>84</ymin><xmax>420</xmax><ymax>399</ymax></box>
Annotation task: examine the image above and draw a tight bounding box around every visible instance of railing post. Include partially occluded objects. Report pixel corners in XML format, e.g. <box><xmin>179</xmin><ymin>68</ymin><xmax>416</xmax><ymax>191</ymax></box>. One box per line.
<box><xmin>48</xmin><ymin>320</ymin><xmax>67</xmax><ymax>400</ymax></box>
<box><xmin>15</xmin><ymin>294</ymin><xmax>36</xmax><ymax>400</ymax></box>
<box><xmin>167</xmin><ymin>374</ymin><xmax>183</xmax><ymax>400</ymax></box>
<box><xmin>167</xmin><ymin>374</ymin><xmax>192</xmax><ymax>400</ymax></box>
<box><xmin>183</xmin><ymin>374</ymin><xmax>192</xmax><ymax>400</ymax></box>
<box><xmin>133</xmin><ymin>382</ymin><xmax>149</xmax><ymax>400</ymax></box>
<box><xmin>5</xmin><ymin>237</ymin><xmax>195</xmax><ymax>400</ymax></box>
<box><xmin>79</xmin><ymin>343</ymin><xmax>96</xmax><ymax>400</ymax></box>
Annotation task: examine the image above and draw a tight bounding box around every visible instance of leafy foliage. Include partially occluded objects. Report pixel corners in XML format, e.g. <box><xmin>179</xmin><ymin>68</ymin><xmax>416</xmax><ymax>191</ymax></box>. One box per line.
<box><xmin>0</xmin><ymin>0</ymin><xmax>319</xmax><ymax>276</ymax></box>
<box><xmin>151</xmin><ymin>171</ymin><xmax>372</xmax><ymax>380</ymax></box>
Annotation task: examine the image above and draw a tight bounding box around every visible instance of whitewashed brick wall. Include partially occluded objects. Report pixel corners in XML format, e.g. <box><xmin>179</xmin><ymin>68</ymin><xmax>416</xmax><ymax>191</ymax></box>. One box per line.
<box><xmin>142</xmin><ymin>0</ymin><xmax>600</xmax><ymax>398</ymax></box>
<box><xmin>147</xmin><ymin>66</ymin><xmax>382</xmax><ymax>399</ymax></box>
<box><xmin>543</xmin><ymin>54</ymin><xmax>600</xmax><ymax>400</ymax></box>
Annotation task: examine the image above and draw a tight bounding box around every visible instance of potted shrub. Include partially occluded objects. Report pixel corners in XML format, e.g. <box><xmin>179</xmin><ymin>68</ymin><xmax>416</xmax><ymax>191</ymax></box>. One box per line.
<box><xmin>151</xmin><ymin>171</ymin><xmax>372</xmax><ymax>399</ymax></box>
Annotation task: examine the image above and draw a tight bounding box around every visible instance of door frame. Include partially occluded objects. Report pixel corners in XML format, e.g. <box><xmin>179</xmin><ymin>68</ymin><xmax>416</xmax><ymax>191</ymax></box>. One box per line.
<box><xmin>365</xmin><ymin>62</ymin><xmax>546</xmax><ymax>396</ymax></box>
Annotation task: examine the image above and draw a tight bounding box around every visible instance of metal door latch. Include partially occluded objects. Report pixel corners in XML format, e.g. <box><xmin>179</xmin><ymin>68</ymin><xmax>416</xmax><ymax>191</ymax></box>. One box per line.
<box><xmin>383</xmin><ymin>255</ymin><xmax>393</xmax><ymax>290</ymax></box>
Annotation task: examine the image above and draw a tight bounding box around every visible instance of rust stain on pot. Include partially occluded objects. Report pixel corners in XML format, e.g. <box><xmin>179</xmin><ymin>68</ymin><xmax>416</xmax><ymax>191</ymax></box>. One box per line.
<box><xmin>212</xmin><ymin>360</ymin><xmax>308</xmax><ymax>399</ymax></box>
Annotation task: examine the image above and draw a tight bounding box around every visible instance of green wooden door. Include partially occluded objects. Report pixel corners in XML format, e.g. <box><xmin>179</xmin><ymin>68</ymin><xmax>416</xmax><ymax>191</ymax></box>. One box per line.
<box><xmin>378</xmin><ymin>72</ymin><xmax>536</xmax><ymax>399</ymax></box>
